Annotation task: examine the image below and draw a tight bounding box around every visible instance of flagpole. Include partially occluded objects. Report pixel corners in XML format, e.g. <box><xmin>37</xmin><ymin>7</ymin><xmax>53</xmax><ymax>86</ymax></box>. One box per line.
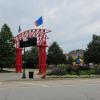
<box><xmin>34</xmin><ymin>22</ymin><xmax>37</xmax><ymax>29</ymax></box>
<box><xmin>42</xmin><ymin>17</ymin><xmax>44</xmax><ymax>29</ymax></box>
<box><xmin>42</xmin><ymin>23</ymin><xmax>44</xmax><ymax>29</ymax></box>
<box><xmin>42</xmin><ymin>19</ymin><xmax>44</xmax><ymax>29</ymax></box>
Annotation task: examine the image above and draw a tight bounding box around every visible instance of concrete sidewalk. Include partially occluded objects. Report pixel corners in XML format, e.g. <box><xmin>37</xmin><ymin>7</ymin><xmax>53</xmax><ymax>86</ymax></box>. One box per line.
<box><xmin>0</xmin><ymin>68</ymin><xmax>100</xmax><ymax>82</ymax></box>
<box><xmin>0</xmin><ymin>69</ymin><xmax>40</xmax><ymax>81</ymax></box>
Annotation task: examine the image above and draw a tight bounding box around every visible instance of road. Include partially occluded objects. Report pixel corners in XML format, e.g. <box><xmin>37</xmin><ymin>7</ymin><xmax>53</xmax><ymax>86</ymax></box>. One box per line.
<box><xmin>0</xmin><ymin>79</ymin><xmax>100</xmax><ymax>100</ymax></box>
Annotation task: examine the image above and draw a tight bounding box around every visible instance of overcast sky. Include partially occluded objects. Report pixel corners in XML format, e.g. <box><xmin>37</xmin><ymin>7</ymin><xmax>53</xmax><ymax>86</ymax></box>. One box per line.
<box><xmin>0</xmin><ymin>0</ymin><xmax>100</xmax><ymax>52</ymax></box>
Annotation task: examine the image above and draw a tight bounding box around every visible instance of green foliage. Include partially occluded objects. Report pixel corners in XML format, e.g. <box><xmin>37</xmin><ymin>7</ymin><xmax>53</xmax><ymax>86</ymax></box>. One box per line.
<box><xmin>57</xmin><ymin>64</ymin><xmax>66</xmax><ymax>69</ymax></box>
<box><xmin>47</xmin><ymin>63</ymin><xmax>97</xmax><ymax>76</ymax></box>
<box><xmin>84</xmin><ymin>34</ymin><xmax>100</xmax><ymax>64</ymax></box>
<box><xmin>47</xmin><ymin>42</ymin><xmax>67</xmax><ymax>65</ymax></box>
<box><xmin>0</xmin><ymin>24</ymin><xmax>15</xmax><ymax>70</ymax></box>
<box><xmin>79</xmin><ymin>70</ymin><xmax>90</xmax><ymax>75</ymax></box>
<box><xmin>78</xmin><ymin>69</ymin><xmax>95</xmax><ymax>75</ymax></box>
<box><xmin>25</xmin><ymin>47</ymin><xmax>38</xmax><ymax>68</ymax></box>
<box><xmin>67</xmin><ymin>56</ymin><xmax>74</xmax><ymax>64</ymax></box>
<box><xmin>47</xmin><ymin>68</ymin><xmax>66</xmax><ymax>75</ymax></box>
<box><xmin>0</xmin><ymin>24</ymin><xmax>13</xmax><ymax>41</ymax></box>
<box><xmin>95</xmin><ymin>65</ymin><xmax>100</xmax><ymax>75</ymax></box>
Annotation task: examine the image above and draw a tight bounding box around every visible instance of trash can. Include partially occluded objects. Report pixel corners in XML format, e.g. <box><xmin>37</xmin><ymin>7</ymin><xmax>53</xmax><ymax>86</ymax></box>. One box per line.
<box><xmin>29</xmin><ymin>71</ymin><xmax>34</xmax><ymax>79</ymax></box>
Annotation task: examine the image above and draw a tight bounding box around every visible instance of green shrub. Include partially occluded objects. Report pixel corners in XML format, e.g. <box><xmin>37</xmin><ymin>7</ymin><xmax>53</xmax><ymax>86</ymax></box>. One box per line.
<box><xmin>89</xmin><ymin>69</ymin><xmax>95</xmax><ymax>74</ymax></box>
<box><xmin>47</xmin><ymin>68</ymin><xmax>66</xmax><ymax>75</ymax></box>
<box><xmin>66</xmin><ymin>65</ymin><xmax>73</xmax><ymax>74</ymax></box>
<box><xmin>95</xmin><ymin>65</ymin><xmax>100</xmax><ymax>75</ymax></box>
<box><xmin>57</xmin><ymin>64</ymin><xmax>67</xmax><ymax>69</ymax></box>
<box><xmin>79</xmin><ymin>70</ymin><xmax>93</xmax><ymax>75</ymax></box>
<box><xmin>79</xmin><ymin>70</ymin><xmax>87</xmax><ymax>75</ymax></box>
<box><xmin>70</xmin><ymin>71</ymin><xmax>77</xmax><ymax>75</ymax></box>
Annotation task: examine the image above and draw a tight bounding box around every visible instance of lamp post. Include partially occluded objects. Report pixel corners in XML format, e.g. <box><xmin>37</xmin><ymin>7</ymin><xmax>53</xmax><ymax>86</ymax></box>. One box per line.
<box><xmin>22</xmin><ymin>47</ymin><xmax>26</xmax><ymax>78</ymax></box>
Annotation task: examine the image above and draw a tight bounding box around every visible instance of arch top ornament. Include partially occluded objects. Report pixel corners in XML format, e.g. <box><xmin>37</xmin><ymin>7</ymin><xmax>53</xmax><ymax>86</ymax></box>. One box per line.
<box><xmin>13</xmin><ymin>28</ymin><xmax>51</xmax><ymax>48</ymax></box>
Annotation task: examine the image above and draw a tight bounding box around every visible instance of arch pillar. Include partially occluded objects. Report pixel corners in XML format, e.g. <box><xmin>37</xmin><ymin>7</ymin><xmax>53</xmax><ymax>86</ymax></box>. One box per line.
<box><xmin>38</xmin><ymin>43</ymin><xmax>47</xmax><ymax>78</ymax></box>
<box><xmin>16</xmin><ymin>48</ymin><xmax>22</xmax><ymax>72</ymax></box>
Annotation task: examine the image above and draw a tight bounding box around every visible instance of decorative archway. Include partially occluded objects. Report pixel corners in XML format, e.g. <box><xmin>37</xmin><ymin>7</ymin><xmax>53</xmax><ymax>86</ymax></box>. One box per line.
<box><xmin>13</xmin><ymin>29</ymin><xmax>51</xmax><ymax>78</ymax></box>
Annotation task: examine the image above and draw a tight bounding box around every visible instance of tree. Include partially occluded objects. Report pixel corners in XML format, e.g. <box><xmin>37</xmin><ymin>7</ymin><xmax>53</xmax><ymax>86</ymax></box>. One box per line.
<box><xmin>0</xmin><ymin>24</ymin><xmax>15</xmax><ymax>71</ymax></box>
<box><xmin>67</xmin><ymin>55</ymin><xmax>74</xmax><ymax>65</ymax></box>
<box><xmin>25</xmin><ymin>47</ymin><xmax>38</xmax><ymax>68</ymax></box>
<box><xmin>47</xmin><ymin>42</ymin><xmax>66</xmax><ymax>65</ymax></box>
<box><xmin>84</xmin><ymin>34</ymin><xmax>100</xmax><ymax>64</ymax></box>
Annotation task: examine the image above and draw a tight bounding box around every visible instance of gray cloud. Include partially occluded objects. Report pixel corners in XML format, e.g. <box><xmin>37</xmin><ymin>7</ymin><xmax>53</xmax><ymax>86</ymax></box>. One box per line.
<box><xmin>0</xmin><ymin>0</ymin><xmax>100</xmax><ymax>52</ymax></box>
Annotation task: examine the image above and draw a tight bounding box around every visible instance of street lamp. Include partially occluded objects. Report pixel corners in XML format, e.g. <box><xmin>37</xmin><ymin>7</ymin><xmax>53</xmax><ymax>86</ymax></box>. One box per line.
<box><xmin>22</xmin><ymin>47</ymin><xmax>26</xmax><ymax>78</ymax></box>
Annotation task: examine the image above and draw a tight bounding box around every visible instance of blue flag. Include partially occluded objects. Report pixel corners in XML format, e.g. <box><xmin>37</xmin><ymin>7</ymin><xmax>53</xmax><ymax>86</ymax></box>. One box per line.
<box><xmin>35</xmin><ymin>16</ymin><xmax>43</xmax><ymax>27</ymax></box>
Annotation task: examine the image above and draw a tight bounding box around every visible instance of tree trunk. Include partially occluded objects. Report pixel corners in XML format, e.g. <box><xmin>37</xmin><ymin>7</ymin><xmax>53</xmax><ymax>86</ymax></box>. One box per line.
<box><xmin>0</xmin><ymin>66</ymin><xmax>3</xmax><ymax>71</ymax></box>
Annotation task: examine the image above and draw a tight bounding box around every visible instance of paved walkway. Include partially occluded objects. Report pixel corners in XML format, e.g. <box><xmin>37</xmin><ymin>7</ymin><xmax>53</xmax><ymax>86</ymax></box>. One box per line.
<box><xmin>0</xmin><ymin>69</ymin><xmax>41</xmax><ymax>81</ymax></box>
<box><xmin>0</xmin><ymin>68</ymin><xmax>100</xmax><ymax>82</ymax></box>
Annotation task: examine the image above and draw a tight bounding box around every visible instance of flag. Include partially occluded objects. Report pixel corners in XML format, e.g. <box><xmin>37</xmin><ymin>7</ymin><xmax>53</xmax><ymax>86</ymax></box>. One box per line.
<box><xmin>35</xmin><ymin>16</ymin><xmax>43</xmax><ymax>27</ymax></box>
<box><xmin>18</xmin><ymin>25</ymin><xmax>21</xmax><ymax>33</ymax></box>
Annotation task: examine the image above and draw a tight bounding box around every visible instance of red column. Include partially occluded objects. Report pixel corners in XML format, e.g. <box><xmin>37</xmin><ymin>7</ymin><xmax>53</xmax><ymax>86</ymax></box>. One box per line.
<box><xmin>38</xmin><ymin>47</ymin><xmax>41</xmax><ymax>74</ymax></box>
<box><xmin>37</xmin><ymin>30</ymin><xmax>47</xmax><ymax>78</ymax></box>
<box><xmin>16</xmin><ymin>48</ymin><xmax>22</xmax><ymax>73</ymax></box>
<box><xmin>38</xmin><ymin>45</ymin><xmax>47</xmax><ymax>78</ymax></box>
<box><xmin>41</xmin><ymin>46</ymin><xmax>46</xmax><ymax>78</ymax></box>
